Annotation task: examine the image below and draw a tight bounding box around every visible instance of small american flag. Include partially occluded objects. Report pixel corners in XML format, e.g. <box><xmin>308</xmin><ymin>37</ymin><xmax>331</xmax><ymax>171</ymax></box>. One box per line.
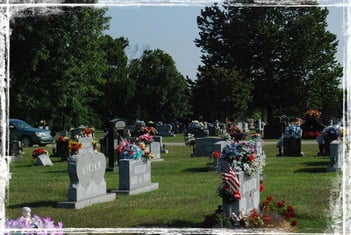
<box><xmin>220</xmin><ymin>159</ymin><xmax>241</xmax><ymax>200</ymax></box>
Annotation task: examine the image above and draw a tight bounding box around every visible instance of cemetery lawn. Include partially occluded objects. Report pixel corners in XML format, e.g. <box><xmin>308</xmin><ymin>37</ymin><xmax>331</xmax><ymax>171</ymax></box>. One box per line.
<box><xmin>6</xmin><ymin>141</ymin><xmax>341</xmax><ymax>233</ymax></box>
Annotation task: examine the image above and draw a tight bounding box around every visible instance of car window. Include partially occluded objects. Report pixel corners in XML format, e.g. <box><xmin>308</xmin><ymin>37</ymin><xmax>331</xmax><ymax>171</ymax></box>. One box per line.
<box><xmin>11</xmin><ymin>120</ymin><xmax>32</xmax><ymax>129</ymax></box>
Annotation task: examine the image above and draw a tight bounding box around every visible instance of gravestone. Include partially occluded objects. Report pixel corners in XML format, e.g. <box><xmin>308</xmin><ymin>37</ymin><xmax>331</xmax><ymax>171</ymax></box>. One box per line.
<box><xmin>322</xmin><ymin>131</ymin><xmax>338</xmax><ymax>156</ymax></box>
<box><xmin>210</xmin><ymin>140</ymin><xmax>231</xmax><ymax>171</ymax></box>
<box><xmin>113</xmin><ymin>158</ymin><xmax>159</xmax><ymax>195</ymax></box>
<box><xmin>70</xmin><ymin>127</ymin><xmax>85</xmax><ymax>139</ymax></box>
<box><xmin>60</xmin><ymin>130</ymin><xmax>68</xmax><ymax>137</ymax></box>
<box><xmin>252</xmin><ymin>139</ymin><xmax>266</xmax><ymax>174</ymax></box>
<box><xmin>327</xmin><ymin>140</ymin><xmax>343</xmax><ymax>172</ymax></box>
<box><xmin>222</xmin><ymin>171</ymin><xmax>260</xmax><ymax>218</ymax></box>
<box><xmin>57</xmin><ymin>137</ymin><xmax>116</xmax><ymax>209</ymax></box>
<box><xmin>283</xmin><ymin>137</ymin><xmax>303</xmax><ymax>156</ymax></box>
<box><xmin>35</xmin><ymin>154</ymin><xmax>53</xmax><ymax>166</ymax></box>
<box><xmin>150</xmin><ymin>141</ymin><xmax>163</xmax><ymax>161</ymax></box>
<box><xmin>10</xmin><ymin>140</ymin><xmax>21</xmax><ymax>156</ymax></box>
<box><xmin>263</xmin><ymin>124</ymin><xmax>282</xmax><ymax>139</ymax></box>
<box><xmin>156</xmin><ymin>124</ymin><xmax>174</xmax><ymax>137</ymax></box>
<box><xmin>193</xmin><ymin>137</ymin><xmax>223</xmax><ymax>157</ymax></box>
<box><xmin>56</xmin><ymin>139</ymin><xmax>69</xmax><ymax>161</ymax></box>
<box><xmin>107</xmin><ymin>118</ymin><xmax>126</xmax><ymax>170</ymax></box>
<box><xmin>255</xmin><ymin>120</ymin><xmax>264</xmax><ymax>134</ymax></box>
<box><xmin>153</xmin><ymin>136</ymin><xmax>167</xmax><ymax>153</ymax></box>
<box><xmin>127</xmin><ymin>136</ymin><xmax>164</xmax><ymax>161</ymax></box>
<box><xmin>237</xmin><ymin>122</ymin><xmax>249</xmax><ymax>133</ymax></box>
<box><xmin>208</xmin><ymin>123</ymin><xmax>216</xmax><ymax>136</ymax></box>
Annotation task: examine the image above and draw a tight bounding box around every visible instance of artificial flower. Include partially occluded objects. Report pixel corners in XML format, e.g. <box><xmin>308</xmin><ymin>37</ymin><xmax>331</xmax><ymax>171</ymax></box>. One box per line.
<box><xmin>32</xmin><ymin>148</ymin><xmax>49</xmax><ymax>159</ymax></box>
<box><xmin>68</xmin><ymin>141</ymin><xmax>83</xmax><ymax>152</ymax></box>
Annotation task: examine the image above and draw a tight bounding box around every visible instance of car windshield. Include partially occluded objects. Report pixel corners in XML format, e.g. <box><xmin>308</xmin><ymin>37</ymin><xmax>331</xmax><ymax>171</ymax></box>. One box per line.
<box><xmin>11</xmin><ymin>120</ymin><xmax>33</xmax><ymax>129</ymax></box>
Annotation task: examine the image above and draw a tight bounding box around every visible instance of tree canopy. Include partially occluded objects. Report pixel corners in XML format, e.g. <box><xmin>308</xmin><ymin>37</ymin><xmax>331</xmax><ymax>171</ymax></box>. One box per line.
<box><xmin>9</xmin><ymin>7</ymin><xmax>191</xmax><ymax>129</ymax></box>
<box><xmin>10</xmin><ymin>7</ymin><xmax>110</xmax><ymax>129</ymax></box>
<box><xmin>128</xmin><ymin>49</ymin><xmax>191</xmax><ymax>122</ymax></box>
<box><xmin>194</xmin><ymin>1</ymin><xmax>343</xmax><ymax>122</ymax></box>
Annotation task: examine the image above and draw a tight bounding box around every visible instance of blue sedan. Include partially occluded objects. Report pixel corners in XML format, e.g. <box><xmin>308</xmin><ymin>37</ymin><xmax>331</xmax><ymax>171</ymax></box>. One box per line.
<box><xmin>9</xmin><ymin>118</ymin><xmax>54</xmax><ymax>147</ymax></box>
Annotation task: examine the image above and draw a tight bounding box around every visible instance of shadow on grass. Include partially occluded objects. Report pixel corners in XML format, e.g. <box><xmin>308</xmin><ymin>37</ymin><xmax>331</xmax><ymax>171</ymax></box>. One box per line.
<box><xmin>44</xmin><ymin>169</ymin><xmax>67</xmax><ymax>174</ymax></box>
<box><xmin>140</xmin><ymin>219</ymin><xmax>202</xmax><ymax>228</ymax></box>
<box><xmin>301</xmin><ymin>161</ymin><xmax>330</xmax><ymax>166</ymax></box>
<box><xmin>7</xmin><ymin>200</ymin><xmax>58</xmax><ymax>209</ymax></box>
<box><xmin>182</xmin><ymin>167</ymin><xmax>211</xmax><ymax>173</ymax></box>
<box><xmin>294</xmin><ymin>167</ymin><xmax>328</xmax><ymax>173</ymax></box>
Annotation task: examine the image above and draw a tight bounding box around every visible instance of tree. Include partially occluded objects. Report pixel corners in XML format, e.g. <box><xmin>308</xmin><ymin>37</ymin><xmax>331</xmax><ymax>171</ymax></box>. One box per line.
<box><xmin>127</xmin><ymin>49</ymin><xmax>191</xmax><ymax>122</ymax></box>
<box><xmin>194</xmin><ymin>1</ymin><xmax>343</xmax><ymax>122</ymax></box>
<box><xmin>192</xmin><ymin>67</ymin><xmax>252</xmax><ymax>121</ymax></box>
<box><xmin>10</xmin><ymin>6</ymin><xmax>110</xmax><ymax>129</ymax></box>
<box><xmin>95</xmin><ymin>35</ymin><xmax>135</xmax><ymax>124</ymax></box>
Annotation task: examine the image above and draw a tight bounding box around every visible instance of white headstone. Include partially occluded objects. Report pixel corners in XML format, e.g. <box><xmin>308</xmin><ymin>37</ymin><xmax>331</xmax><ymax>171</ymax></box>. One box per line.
<box><xmin>36</xmin><ymin>154</ymin><xmax>53</xmax><ymax>166</ymax></box>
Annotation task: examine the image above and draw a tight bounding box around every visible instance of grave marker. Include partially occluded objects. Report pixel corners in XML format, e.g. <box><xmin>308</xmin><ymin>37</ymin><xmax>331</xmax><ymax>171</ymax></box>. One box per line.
<box><xmin>35</xmin><ymin>154</ymin><xmax>53</xmax><ymax>166</ymax></box>
<box><xmin>156</xmin><ymin>124</ymin><xmax>174</xmax><ymax>137</ymax></box>
<box><xmin>193</xmin><ymin>137</ymin><xmax>223</xmax><ymax>157</ymax></box>
<box><xmin>327</xmin><ymin>140</ymin><xmax>343</xmax><ymax>172</ymax></box>
<box><xmin>222</xmin><ymin>171</ymin><xmax>260</xmax><ymax>217</ymax></box>
<box><xmin>112</xmin><ymin>158</ymin><xmax>159</xmax><ymax>195</ymax></box>
<box><xmin>57</xmin><ymin>137</ymin><xmax>116</xmax><ymax>209</ymax></box>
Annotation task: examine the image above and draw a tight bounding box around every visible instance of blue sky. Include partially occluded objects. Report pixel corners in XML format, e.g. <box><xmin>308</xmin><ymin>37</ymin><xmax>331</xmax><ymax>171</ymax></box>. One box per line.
<box><xmin>104</xmin><ymin>4</ymin><xmax>345</xmax><ymax>80</ymax></box>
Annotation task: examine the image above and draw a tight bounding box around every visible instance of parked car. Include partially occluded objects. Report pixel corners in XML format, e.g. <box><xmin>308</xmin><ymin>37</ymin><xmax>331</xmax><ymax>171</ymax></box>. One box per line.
<box><xmin>9</xmin><ymin>118</ymin><xmax>54</xmax><ymax>147</ymax></box>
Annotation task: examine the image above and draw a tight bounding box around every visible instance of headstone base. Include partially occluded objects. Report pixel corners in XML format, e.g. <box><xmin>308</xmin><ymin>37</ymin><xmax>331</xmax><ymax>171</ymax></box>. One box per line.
<box><xmin>282</xmin><ymin>138</ymin><xmax>303</xmax><ymax>157</ymax></box>
<box><xmin>151</xmin><ymin>158</ymin><xmax>164</xmax><ymax>162</ymax></box>
<box><xmin>57</xmin><ymin>193</ymin><xmax>116</xmax><ymax>209</ymax></box>
<box><xmin>326</xmin><ymin>165</ymin><xmax>341</xmax><ymax>172</ymax></box>
<box><xmin>111</xmin><ymin>183</ymin><xmax>159</xmax><ymax>195</ymax></box>
<box><xmin>326</xmin><ymin>140</ymin><xmax>342</xmax><ymax>172</ymax></box>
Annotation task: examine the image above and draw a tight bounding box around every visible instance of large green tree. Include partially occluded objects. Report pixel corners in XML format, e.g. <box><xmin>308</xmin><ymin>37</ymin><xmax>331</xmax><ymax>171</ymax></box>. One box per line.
<box><xmin>194</xmin><ymin>1</ymin><xmax>343</xmax><ymax>122</ymax></box>
<box><xmin>192</xmin><ymin>67</ymin><xmax>252</xmax><ymax>121</ymax></box>
<box><xmin>10</xmin><ymin>6</ymin><xmax>110</xmax><ymax>129</ymax></box>
<box><xmin>94</xmin><ymin>35</ymin><xmax>135</xmax><ymax>124</ymax></box>
<box><xmin>127</xmin><ymin>49</ymin><xmax>191</xmax><ymax>122</ymax></box>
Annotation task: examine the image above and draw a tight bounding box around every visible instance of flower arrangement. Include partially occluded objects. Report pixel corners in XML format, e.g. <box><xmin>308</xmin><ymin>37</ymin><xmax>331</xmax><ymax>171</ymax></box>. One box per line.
<box><xmin>284</xmin><ymin>124</ymin><xmax>302</xmax><ymax>139</ymax></box>
<box><xmin>144</xmin><ymin>126</ymin><xmax>158</xmax><ymax>135</ymax></box>
<box><xmin>185</xmin><ymin>133</ymin><xmax>195</xmax><ymax>146</ymax></box>
<box><xmin>212</xmin><ymin>151</ymin><xmax>221</xmax><ymax>159</ymax></box>
<box><xmin>134</xmin><ymin>126</ymin><xmax>158</xmax><ymax>136</ymax></box>
<box><xmin>68</xmin><ymin>140</ymin><xmax>83</xmax><ymax>152</ymax></box>
<box><xmin>92</xmin><ymin>138</ymin><xmax>99</xmax><ymax>150</ymax></box>
<box><xmin>5</xmin><ymin>215</ymin><xmax>64</xmax><ymax>234</ymax></box>
<box><xmin>221</xmin><ymin>141</ymin><xmax>262</xmax><ymax>176</ymax></box>
<box><xmin>251</xmin><ymin>133</ymin><xmax>261</xmax><ymax>139</ymax></box>
<box><xmin>302</xmin><ymin>131</ymin><xmax>321</xmax><ymax>139</ymax></box>
<box><xmin>229</xmin><ymin>125</ymin><xmax>241</xmax><ymax>135</ymax></box>
<box><xmin>82</xmin><ymin>127</ymin><xmax>95</xmax><ymax>137</ymax></box>
<box><xmin>138</xmin><ymin>141</ymin><xmax>154</xmax><ymax>160</ymax></box>
<box><xmin>305</xmin><ymin>109</ymin><xmax>321</xmax><ymax>119</ymax></box>
<box><xmin>56</xmin><ymin>136</ymin><xmax>69</xmax><ymax>142</ymax></box>
<box><xmin>202</xmin><ymin>197</ymin><xmax>297</xmax><ymax>231</ymax></box>
<box><xmin>231</xmin><ymin>196</ymin><xmax>297</xmax><ymax>229</ymax></box>
<box><xmin>217</xmin><ymin>182</ymin><xmax>241</xmax><ymax>203</ymax></box>
<box><xmin>32</xmin><ymin>148</ymin><xmax>49</xmax><ymax>159</ymax></box>
<box><xmin>136</xmin><ymin>133</ymin><xmax>153</xmax><ymax>144</ymax></box>
<box><xmin>117</xmin><ymin>141</ymin><xmax>153</xmax><ymax>161</ymax></box>
<box><xmin>228</xmin><ymin>125</ymin><xmax>243</xmax><ymax>141</ymax></box>
<box><xmin>222</xmin><ymin>132</ymin><xmax>232</xmax><ymax>141</ymax></box>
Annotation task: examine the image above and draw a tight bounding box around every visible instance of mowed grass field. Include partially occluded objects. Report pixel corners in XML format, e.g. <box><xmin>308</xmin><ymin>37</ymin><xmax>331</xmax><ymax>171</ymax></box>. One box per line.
<box><xmin>5</xmin><ymin>136</ymin><xmax>342</xmax><ymax>233</ymax></box>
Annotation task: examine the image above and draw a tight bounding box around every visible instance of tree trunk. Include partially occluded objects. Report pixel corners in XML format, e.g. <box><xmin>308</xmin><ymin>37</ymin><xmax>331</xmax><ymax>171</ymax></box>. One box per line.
<box><xmin>267</xmin><ymin>106</ymin><xmax>273</xmax><ymax>124</ymax></box>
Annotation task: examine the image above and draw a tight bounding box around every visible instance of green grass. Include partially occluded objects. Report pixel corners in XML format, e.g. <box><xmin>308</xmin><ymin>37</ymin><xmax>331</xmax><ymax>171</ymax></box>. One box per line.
<box><xmin>6</xmin><ymin>140</ymin><xmax>341</xmax><ymax>233</ymax></box>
